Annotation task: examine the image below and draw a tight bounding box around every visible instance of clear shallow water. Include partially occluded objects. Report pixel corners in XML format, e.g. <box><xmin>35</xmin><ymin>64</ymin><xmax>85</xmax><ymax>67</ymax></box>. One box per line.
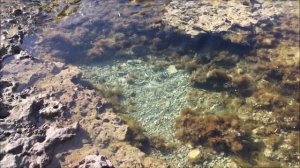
<box><xmin>80</xmin><ymin>59</ymin><xmax>191</xmax><ymax>141</ymax></box>
<box><xmin>22</xmin><ymin>0</ymin><xmax>300</xmax><ymax>167</ymax></box>
<box><xmin>79</xmin><ymin>58</ymin><xmax>195</xmax><ymax>167</ymax></box>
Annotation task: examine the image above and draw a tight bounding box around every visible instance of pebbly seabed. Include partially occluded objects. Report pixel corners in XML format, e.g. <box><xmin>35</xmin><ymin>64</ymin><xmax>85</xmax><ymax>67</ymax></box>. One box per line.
<box><xmin>1</xmin><ymin>0</ymin><xmax>299</xmax><ymax>168</ymax></box>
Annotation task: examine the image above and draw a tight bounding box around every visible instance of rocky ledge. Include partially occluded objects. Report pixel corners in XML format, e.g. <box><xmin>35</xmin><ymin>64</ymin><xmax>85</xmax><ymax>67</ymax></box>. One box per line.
<box><xmin>163</xmin><ymin>0</ymin><xmax>299</xmax><ymax>36</ymax></box>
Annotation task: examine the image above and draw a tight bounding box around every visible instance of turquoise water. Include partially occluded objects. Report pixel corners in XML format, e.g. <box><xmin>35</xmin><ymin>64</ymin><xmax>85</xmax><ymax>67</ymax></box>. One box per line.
<box><xmin>22</xmin><ymin>0</ymin><xmax>300</xmax><ymax>167</ymax></box>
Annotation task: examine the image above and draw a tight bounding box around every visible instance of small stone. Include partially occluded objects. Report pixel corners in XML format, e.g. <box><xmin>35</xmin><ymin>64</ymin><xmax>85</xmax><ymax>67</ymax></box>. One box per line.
<box><xmin>261</xmin><ymin>38</ymin><xmax>273</xmax><ymax>46</ymax></box>
<box><xmin>167</xmin><ymin>65</ymin><xmax>177</xmax><ymax>74</ymax></box>
<box><xmin>236</xmin><ymin>68</ymin><xmax>244</xmax><ymax>74</ymax></box>
<box><xmin>187</xmin><ymin>143</ymin><xmax>194</xmax><ymax>149</ymax></box>
<box><xmin>187</xmin><ymin>149</ymin><xmax>201</xmax><ymax>163</ymax></box>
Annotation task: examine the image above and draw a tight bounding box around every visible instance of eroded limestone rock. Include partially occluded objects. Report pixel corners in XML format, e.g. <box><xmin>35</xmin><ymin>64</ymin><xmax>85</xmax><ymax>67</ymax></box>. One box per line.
<box><xmin>163</xmin><ymin>0</ymin><xmax>299</xmax><ymax>36</ymax></box>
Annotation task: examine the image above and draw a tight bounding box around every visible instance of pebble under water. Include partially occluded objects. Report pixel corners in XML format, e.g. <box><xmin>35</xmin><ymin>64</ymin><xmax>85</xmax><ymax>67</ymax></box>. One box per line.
<box><xmin>22</xmin><ymin>0</ymin><xmax>300</xmax><ymax>167</ymax></box>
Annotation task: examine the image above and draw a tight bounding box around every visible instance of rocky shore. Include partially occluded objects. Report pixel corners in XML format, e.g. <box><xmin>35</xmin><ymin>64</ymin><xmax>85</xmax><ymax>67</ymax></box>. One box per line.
<box><xmin>1</xmin><ymin>0</ymin><xmax>299</xmax><ymax>168</ymax></box>
<box><xmin>0</xmin><ymin>1</ymin><xmax>169</xmax><ymax>167</ymax></box>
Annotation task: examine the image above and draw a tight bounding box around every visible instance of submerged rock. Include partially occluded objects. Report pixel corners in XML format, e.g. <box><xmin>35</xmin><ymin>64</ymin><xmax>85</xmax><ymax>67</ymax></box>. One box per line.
<box><xmin>167</xmin><ymin>65</ymin><xmax>178</xmax><ymax>74</ymax></box>
<box><xmin>187</xmin><ymin>149</ymin><xmax>201</xmax><ymax>163</ymax></box>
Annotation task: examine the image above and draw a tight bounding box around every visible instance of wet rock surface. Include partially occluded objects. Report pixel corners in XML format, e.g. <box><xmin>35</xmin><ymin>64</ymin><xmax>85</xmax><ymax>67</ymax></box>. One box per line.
<box><xmin>0</xmin><ymin>72</ymin><xmax>80</xmax><ymax>167</ymax></box>
<box><xmin>163</xmin><ymin>0</ymin><xmax>299</xmax><ymax>36</ymax></box>
<box><xmin>1</xmin><ymin>61</ymin><xmax>78</xmax><ymax>167</ymax></box>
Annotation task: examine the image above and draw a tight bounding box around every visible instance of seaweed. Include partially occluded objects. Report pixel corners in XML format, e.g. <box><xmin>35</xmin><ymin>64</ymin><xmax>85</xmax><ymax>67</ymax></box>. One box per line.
<box><xmin>231</xmin><ymin>75</ymin><xmax>255</xmax><ymax>97</ymax></box>
<box><xmin>148</xmin><ymin>136</ymin><xmax>175</xmax><ymax>153</ymax></box>
<box><xmin>93</xmin><ymin>84</ymin><xmax>125</xmax><ymax>113</ymax></box>
<box><xmin>119</xmin><ymin>114</ymin><xmax>148</xmax><ymax>149</ymax></box>
<box><xmin>175</xmin><ymin>108</ymin><xmax>254</xmax><ymax>153</ymax></box>
<box><xmin>191</xmin><ymin>68</ymin><xmax>232</xmax><ymax>91</ymax></box>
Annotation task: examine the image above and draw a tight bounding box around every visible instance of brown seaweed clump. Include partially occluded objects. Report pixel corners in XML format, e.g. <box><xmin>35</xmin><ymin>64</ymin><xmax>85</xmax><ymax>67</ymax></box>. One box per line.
<box><xmin>231</xmin><ymin>75</ymin><xmax>255</xmax><ymax>97</ymax></box>
<box><xmin>87</xmin><ymin>38</ymin><xmax>119</xmax><ymax>57</ymax></box>
<box><xmin>191</xmin><ymin>68</ymin><xmax>232</xmax><ymax>91</ymax></box>
<box><xmin>119</xmin><ymin>114</ymin><xmax>148</xmax><ymax>149</ymax></box>
<box><xmin>253</xmin><ymin>89</ymin><xmax>300</xmax><ymax>130</ymax></box>
<box><xmin>191</xmin><ymin>67</ymin><xmax>255</xmax><ymax>97</ymax></box>
<box><xmin>175</xmin><ymin>108</ymin><xmax>251</xmax><ymax>153</ymax></box>
<box><xmin>148</xmin><ymin>136</ymin><xmax>175</xmax><ymax>152</ymax></box>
